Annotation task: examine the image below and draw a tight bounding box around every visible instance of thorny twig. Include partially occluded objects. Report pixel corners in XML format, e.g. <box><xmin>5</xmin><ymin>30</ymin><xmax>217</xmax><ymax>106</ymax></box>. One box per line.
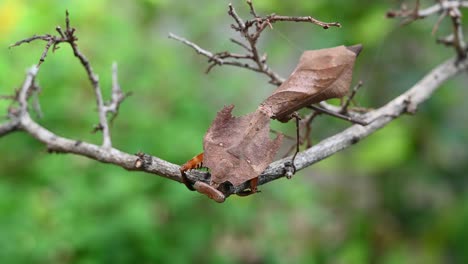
<box><xmin>9</xmin><ymin>11</ymin><xmax>129</xmax><ymax>148</ymax></box>
<box><xmin>280</xmin><ymin>104</ymin><xmax>364</xmax><ymax>159</ymax></box>
<box><xmin>448</xmin><ymin>7</ymin><xmax>467</xmax><ymax>58</ymax></box>
<box><xmin>386</xmin><ymin>0</ymin><xmax>468</xmax><ymax>20</ymax></box>
<box><xmin>105</xmin><ymin>63</ymin><xmax>133</xmax><ymax>125</ymax></box>
<box><xmin>340</xmin><ymin>80</ymin><xmax>363</xmax><ymax>114</ymax></box>
<box><xmin>387</xmin><ymin>0</ymin><xmax>468</xmax><ymax>58</ymax></box>
<box><xmin>432</xmin><ymin>9</ymin><xmax>447</xmax><ymax>35</ymax></box>
<box><xmin>30</xmin><ymin>82</ymin><xmax>43</xmax><ymax>119</ymax></box>
<box><xmin>288</xmin><ymin>113</ymin><xmax>301</xmax><ymax>178</ymax></box>
<box><xmin>170</xmin><ymin>1</ymin><xmax>340</xmax><ymax>85</ymax></box>
<box><xmin>308</xmin><ymin>105</ymin><xmax>368</xmax><ymax>126</ymax></box>
<box><xmin>303</xmin><ymin>112</ymin><xmax>321</xmax><ymax>148</ymax></box>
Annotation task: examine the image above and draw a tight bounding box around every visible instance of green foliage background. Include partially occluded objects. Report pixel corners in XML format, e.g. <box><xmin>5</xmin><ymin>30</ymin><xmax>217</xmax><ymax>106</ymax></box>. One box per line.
<box><xmin>1</xmin><ymin>0</ymin><xmax>468</xmax><ymax>263</ymax></box>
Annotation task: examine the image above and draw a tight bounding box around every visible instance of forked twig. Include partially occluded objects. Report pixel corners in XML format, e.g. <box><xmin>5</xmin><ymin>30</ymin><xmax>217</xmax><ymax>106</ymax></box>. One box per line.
<box><xmin>387</xmin><ymin>0</ymin><xmax>468</xmax><ymax>58</ymax></box>
<box><xmin>170</xmin><ymin>1</ymin><xmax>340</xmax><ymax>85</ymax></box>
<box><xmin>10</xmin><ymin>11</ymin><xmax>130</xmax><ymax>148</ymax></box>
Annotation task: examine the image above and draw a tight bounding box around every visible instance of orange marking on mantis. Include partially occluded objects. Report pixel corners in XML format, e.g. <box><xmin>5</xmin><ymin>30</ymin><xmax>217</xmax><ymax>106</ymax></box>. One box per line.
<box><xmin>180</xmin><ymin>152</ymin><xmax>204</xmax><ymax>190</ymax></box>
<box><xmin>236</xmin><ymin>177</ymin><xmax>259</xmax><ymax>196</ymax></box>
<box><xmin>180</xmin><ymin>152</ymin><xmax>204</xmax><ymax>172</ymax></box>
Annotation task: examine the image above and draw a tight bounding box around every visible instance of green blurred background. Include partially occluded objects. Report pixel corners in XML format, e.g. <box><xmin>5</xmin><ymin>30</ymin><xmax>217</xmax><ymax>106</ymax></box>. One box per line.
<box><xmin>1</xmin><ymin>0</ymin><xmax>468</xmax><ymax>263</ymax></box>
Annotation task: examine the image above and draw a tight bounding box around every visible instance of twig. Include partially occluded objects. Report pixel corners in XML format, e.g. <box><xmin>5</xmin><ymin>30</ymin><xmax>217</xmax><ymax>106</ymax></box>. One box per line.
<box><xmin>31</xmin><ymin>82</ymin><xmax>43</xmax><ymax>119</ymax></box>
<box><xmin>387</xmin><ymin>0</ymin><xmax>468</xmax><ymax>58</ymax></box>
<box><xmin>169</xmin><ymin>33</ymin><xmax>281</xmax><ymax>78</ymax></box>
<box><xmin>0</xmin><ymin>120</ymin><xmax>19</xmax><ymax>136</ymax></box>
<box><xmin>308</xmin><ymin>105</ymin><xmax>368</xmax><ymax>126</ymax></box>
<box><xmin>448</xmin><ymin>7</ymin><xmax>467</xmax><ymax>58</ymax></box>
<box><xmin>340</xmin><ymin>80</ymin><xmax>363</xmax><ymax>114</ymax></box>
<box><xmin>303</xmin><ymin>111</ymin><xmax>321</xmax><ymax>148</ymax></box>
<box><xmin>0</xmin><ymin>94</ymin><xmax>16</xmax><ymax>100</ymax></box>
<box><xmin>61</xmin><ymin>11</ymin><xmax>112</xmax><ymax>147</ymax></box>
<box><xmin>437</xmin><ymin>34</ymin><xmax>455</xmax><ymax>46</ymax></box>
<box><xmin>270</xmin><ymin>129</ymin><xmax>295</xmax><ymax>141</ymax></box>
<box><xmin>259</xmin><ymin>15</ymin><xmax>341</xmax><ymax>29</ymax></box>
<box><xmin>432</xmin><ymin>10</ymin><xmax>447</xmax><ymax>35</ymax></box>
<box><xmin>105</xmin><ymin>63</ymin><xmax>132</xmax><ymax>124</ymax></box>
<box><xmin>228</xmin><ymin>3</ymin><xmax>245</xmax><ymax>30</ymax></box>
<box><xmin>387</xmin><ymin>1</ymin><xmax>468</xmax><ymax>20</ymax></box>
<box><xmin>168</xmin><ymin>33</ymin><xmax>222</xmax><ymax>64</ymax></box>
<box><xmin>10</xmin><ymin>35</ymin><xmax>52</xmax><ymax>48</ymax></box>
<box><xmin>170</xmin><ymin>1</ymin><xmax>339</xmax><ymax>86</ymax></box>
<box><xmin>230</xmin><ymin>38</ymin><xmax>252</xmax><ymax>52</ymax></box>
<box><xmin>288</xmin><ymin>113</ymin><xmax>301</xmax><ymax>178</ymax></box>
<box><xmin>17</xmin><ymin>66</ymin><xmax>39</xmax><ymax>113</ymax></box>
<box><xmin>246</xmin><ymin>0</ymin><xmax>259</xmax><ymax>19</ymax></box>
<box><xmin>10</xmin><ymin>11</ymin><xmax>131</xmax><ymax>148</ymax></box>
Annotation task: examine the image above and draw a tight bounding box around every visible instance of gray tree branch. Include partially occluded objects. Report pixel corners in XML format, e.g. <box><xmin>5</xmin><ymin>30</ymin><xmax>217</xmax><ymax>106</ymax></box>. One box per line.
<box><xmin>3</xmin><ymin>55</ymin><xmax>466</xmax><ymax>200</ymax></box>
<box><xmin>0</xmin><ymin>120</ymin><xmax>19</xmax><ymax>136</ymax></box>
<box><xmin>252</xmin><ymin>55</ymin><xmax>468</xmax><ymax>190</ymax></box>
<box><xmin>3</xmin><ymin>3</ymin><xmax>468</xmax><ymax>202</ymax></box>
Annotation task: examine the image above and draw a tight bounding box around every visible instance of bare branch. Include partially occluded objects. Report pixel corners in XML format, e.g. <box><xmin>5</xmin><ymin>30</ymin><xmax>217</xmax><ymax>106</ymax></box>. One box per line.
<box><xmin>418</xmin><ymin>1</ymin><xmax>468</xmax><ymax>17</ymax></box>
<box><xmin>9</xmin><ymin>35</ymin><xmax>53</xmax><ymax>48</ymax></box>
<box><xmin>303</xmin><ymin>112</ymin><xmax>320</xmax><ymax>148</ymax></box>
<box><xmin>0</xmin><ymin>66</ymin><xmax>37</xmax><ymax>136</ymax></box>
<box><xmin>308</xmin><ymin>105</ymin><xmax>368</xmax><ymax>126</ymax></box>
<box><xmin>10</xmin><ymin>10</ymin><xmax>126</xmax><ymax>148</ymax></box>
<box><xmin>170</xmin><ymin>1</ymin><xmax>339</xmax><ymax>86</ymax></box>
<box><xmin>168</xmin><ymin>33</ymin><xmax>222</xmax><ymax>64</ymax></box>
<box><xmin>340</xmin><ymin>80</ymin><xmax>364</xmax><ymax>114</ymax></box>
<box><xmin>105</xmin><ymin>63</ymin><xmax>132</xmax><ymax>124</ymax></box>
<box><xmin>432</xmin><ymin>10</ymin><xmax>447</xmax><ymax>35</ymax></box>
<box><xmin>230</xmin><ymin>38</ymin><xmax>252</xmax><ymax>52</ymax></box>
<box><xmin>29</xmin><ymin>82</ymin><xmax>43</xmax><ymax>119</ymax></box>
<box><xmin>228</xmin><ymin>3</ymin><xmax>245</xmax><ymax>30</ymax></box>
<box><xmin>387</xmin><ymin>1</ymin><xmax>468</xmax><ymax>20</ymax></box>
<box><xmin>246</xmin><ymin>0</ymin><xmax>259</xmax><ymax>18</ymax></box>
<box><xmin>18</xmin><ymin>113</ymin><xmax>182</xmax><ymax>181</ymax></box>
<box><xmin>10</xmin><ymin>55</ymin><xmax>466</xmax><ymax>198</ymax></box>
<box><xmin>387</xmin><ymin>0</ymin><xmax>468</xmax><ymax>58</ymax></box>
<box><xmin>5</xmin><ymin>65</ymin><xmax>179</xmax><ymax>180</ymax></box>
<box><xmin>437</xmin><ymin>34</ymin><xmax>455</xmax><ymax>46</ymax></box>
<box><xmin>448</xmin><ymin>7</ymin><xmax>467</xmax><ymax>58</ymax></box>
<box><xmin>0</xmin><ymin>120</ymin><xmax>19</xmax><ymax>137</ymax></box>
<box><xmin>168</xmin><ymin>33</ymin><xmax>279</xmax><ymax>77</ymax></box>
<box><xmin>260</xmin><ymin>15</ymin><xmax>341</xmax><ymax>29</ymax></box>
<box><xmin>63</xmin><ymin>16</ymin><xmax>112</xmax><ymax>148</ymax></box>
<box><xmin>17</xmin><ymin>66</ymin><xmax>39</xmax><ymax>113</ymax></box>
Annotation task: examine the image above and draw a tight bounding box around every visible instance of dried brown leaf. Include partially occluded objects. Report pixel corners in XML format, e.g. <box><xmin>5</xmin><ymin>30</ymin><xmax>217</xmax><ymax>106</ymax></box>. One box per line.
<box><xmin>260</xmin><ymin>44</ymin><xmax>362</xmax><ymax>122</ymax></box>
<box><xmin>203</xmin><ymin>105</ymin><xmax>283</xmax><ymax>187</ymax></box>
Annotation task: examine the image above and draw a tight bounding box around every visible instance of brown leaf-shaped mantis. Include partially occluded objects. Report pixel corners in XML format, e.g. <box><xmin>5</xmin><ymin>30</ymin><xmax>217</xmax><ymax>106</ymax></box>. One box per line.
<box><xmin>259</xmin><ymin>44</ymin><xmax>362</xmax><ymax>122</ymax></box>
<box><xmin>180</xmin><ymin>44</ymin><xmax>362</xmax><ymax>202</ymax></box>
<box><xmin>203</xmin><ymin>105</ymin><xmax>283</xmax><ymax>188</ymax></box>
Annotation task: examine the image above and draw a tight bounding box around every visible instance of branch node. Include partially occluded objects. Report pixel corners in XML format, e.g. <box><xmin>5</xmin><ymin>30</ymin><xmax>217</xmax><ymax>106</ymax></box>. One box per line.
<box><xmin>135</xmin><ymin>152</ymin><xmax>153</xmax><ymax>169</ymax></box>
<box><xmin>403</xmin><ymin>96</ymin><xmax>418</xmax><ymax>114</ymax></box>
<box><xmin>283</xmin><ymin>161</ymin><xmax>295</xmax><ymax>179</ymax></box>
